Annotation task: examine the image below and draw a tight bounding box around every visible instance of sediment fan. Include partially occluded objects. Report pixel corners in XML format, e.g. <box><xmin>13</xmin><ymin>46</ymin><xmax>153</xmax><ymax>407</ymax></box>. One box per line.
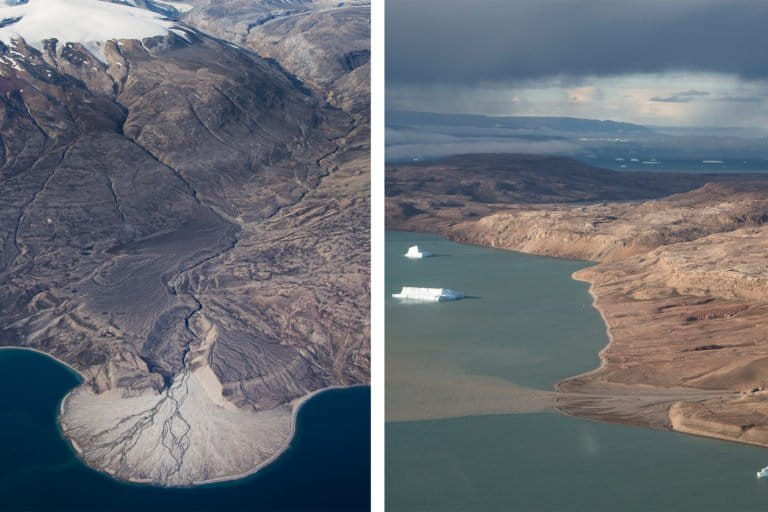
<box><xmin>0</xmin><ymin>0</ymin><xmax>367</xmax><ymax>487</ymax></box>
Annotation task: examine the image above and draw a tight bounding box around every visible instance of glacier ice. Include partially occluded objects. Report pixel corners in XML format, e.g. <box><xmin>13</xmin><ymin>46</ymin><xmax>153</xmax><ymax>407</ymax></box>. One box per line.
<box><xmin>0</xmin><ymin>0</ymin><xmax>175</xmax><ymax>62</ymax></box>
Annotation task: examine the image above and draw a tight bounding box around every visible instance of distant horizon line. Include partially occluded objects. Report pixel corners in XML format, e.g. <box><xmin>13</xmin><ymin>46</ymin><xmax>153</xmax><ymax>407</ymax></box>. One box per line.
<box><xmin>385</xmin><ymin>108</ymin><xmax>765</xmax><ymax>132</ymax></box>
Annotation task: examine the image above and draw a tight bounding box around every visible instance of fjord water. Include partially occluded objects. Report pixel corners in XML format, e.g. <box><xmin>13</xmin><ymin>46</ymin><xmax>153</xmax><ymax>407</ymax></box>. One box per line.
<box><xmin>386</xmin><ymin>231</ymin><xmax>604</xmax><ymax>391</ymax></box>
<box><xmin>0</xmin><ymin>349</ymin><xmax>369</xmax><ymax>512</ymax></box>
<box><xmin>386</xmin><ymin>231</ymin><xmax>768</xmax><ymax>511</ymax></box>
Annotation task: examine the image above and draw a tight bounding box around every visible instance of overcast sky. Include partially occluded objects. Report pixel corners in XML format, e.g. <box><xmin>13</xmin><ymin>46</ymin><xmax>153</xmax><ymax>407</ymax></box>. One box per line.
<box><xmin>387</xmin><ymin>0</ymin><xmax>768</xmax><ymax>127</ymax></box>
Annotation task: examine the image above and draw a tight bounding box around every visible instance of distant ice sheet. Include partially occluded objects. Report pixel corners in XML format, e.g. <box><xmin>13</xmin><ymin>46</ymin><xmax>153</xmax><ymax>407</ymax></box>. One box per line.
<box><xmin>0</xmin><ymin>0</ymin><xmax>175</xmax><ymax>62</ymax></box>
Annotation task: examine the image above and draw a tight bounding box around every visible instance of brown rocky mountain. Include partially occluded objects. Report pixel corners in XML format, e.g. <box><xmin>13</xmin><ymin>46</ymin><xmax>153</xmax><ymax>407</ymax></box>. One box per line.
<box><xmin>0</xmin><ymin>0</ymin><xmax>368</xmax><ymax>486</ymax></box>
<box><xmin>182</xmin><ymin>0</ymin><xmax>370</xmax><ymax>115</ymax></box>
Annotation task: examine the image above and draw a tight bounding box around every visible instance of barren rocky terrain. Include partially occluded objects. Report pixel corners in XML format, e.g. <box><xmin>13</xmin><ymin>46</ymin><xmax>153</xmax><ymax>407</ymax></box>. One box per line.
<box><xmin>182</xmin><ymin>0</ymin><xmax>370</xmax><ymax>115</ymax></box>
<box><xmin>0</xmin><ymin>0</ymin><xmax>369</xmax><ymax>486</ymax></box>
<box><xmin>387</xmin><ymin>154</ymin><xmax>768</xmax><ymax>448</ymax></box>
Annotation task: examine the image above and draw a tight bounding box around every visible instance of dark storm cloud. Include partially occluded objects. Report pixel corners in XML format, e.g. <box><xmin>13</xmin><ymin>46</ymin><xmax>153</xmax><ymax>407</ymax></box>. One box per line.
<box><xmin>387</xmin><ymin>0</ymin><xmax>768</xmax><ymax>85</ymax></box>
<box><xmin>650</xmin><ymin>90</ymin><xmax>712</xmax><ymax>102</ymax></box>
<box><xmin>650</xmin><ymin>96</ymin><xmax>693</xmax><ymax>103</ymax></box>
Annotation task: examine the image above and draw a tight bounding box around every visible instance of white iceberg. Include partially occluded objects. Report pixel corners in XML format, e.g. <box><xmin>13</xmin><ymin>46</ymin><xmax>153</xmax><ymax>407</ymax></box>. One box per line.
<box><xmin>404</xmin><ymin>245</ymin><xmax>431</xmax><ymax>259</ymax></box>
<box><xmin>392</xmin><ymin>287</ymin><xmax>464</xmax><ymax>302</ymax></box>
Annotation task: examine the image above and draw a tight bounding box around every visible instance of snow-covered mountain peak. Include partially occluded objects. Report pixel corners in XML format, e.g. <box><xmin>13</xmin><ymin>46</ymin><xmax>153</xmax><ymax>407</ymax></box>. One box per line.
<box><xmin>0</xmin><ymin>0</ymin><xmax>176</xmax><ymax>61</ymax></box>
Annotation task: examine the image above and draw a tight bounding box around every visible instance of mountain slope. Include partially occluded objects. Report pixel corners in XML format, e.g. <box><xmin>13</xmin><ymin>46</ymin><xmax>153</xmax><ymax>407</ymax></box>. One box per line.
<box><xmin>0</xmin><ymin>0</ymin><xmax>368</xmax><ymax>486</ymax></box>
<box><xmin>181</xmin><ymin>0</ymin><xmax>371</xmax><ymax>115</ymax></box>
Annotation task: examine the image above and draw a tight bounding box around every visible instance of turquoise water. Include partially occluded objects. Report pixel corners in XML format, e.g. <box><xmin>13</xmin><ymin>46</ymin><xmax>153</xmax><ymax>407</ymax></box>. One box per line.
<box><xmin>388</xmin><ymin>414</ymin><xmax>768</xmax><ymax>512</ymax></box>
<box><xmin>386</xmin><ymin>231</ymin><xmax>604</xmax><ymax>390</ymax></box>
<box><xmin>0</xmin><ymin>349</ymin><xmax>370</xmax><ymax>511</ymax></box>
<box><xmin>386</xmin><ymin>231</ymin><xmax>768</xmax><ymax>511</ymax></box>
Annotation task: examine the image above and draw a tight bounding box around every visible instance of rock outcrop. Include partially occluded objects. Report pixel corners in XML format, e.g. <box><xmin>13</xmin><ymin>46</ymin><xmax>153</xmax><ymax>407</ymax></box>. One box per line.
<box><xmin>447</xmin><ymin>182</ymin><xmax>768</xmax><ymax>262</ymax></box>
<box><xmin>182</xmin><ymin>0</ymin><xmax>370</xmax><ymax>114</ymax></box>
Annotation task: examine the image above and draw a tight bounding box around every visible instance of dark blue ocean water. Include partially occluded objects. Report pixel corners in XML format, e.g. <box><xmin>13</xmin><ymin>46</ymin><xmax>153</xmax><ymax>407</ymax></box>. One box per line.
<box><xmin>0</xmin><ymin>349</ymin><xmax>370</xmax><ymax>512</ymax></box>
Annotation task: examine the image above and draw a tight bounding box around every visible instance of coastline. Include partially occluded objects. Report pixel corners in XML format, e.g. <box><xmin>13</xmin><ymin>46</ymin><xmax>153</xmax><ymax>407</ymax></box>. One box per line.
<box><xmin>191</xmin><ymin>383</ymin><xmax>370</xmax><ymax>487</ymax></box>
<box><xmin>0</xmin><ymin>346</ymin><xmax>87</xmax><ymax>380</ymax></box>
<box><xmin>553</xmin><ymin>278</ymin><xmax>612</xmax><ymax>392</ymax></box>
<box><xmin>388</xmin><ymin>229</ymin><xmax>765</xmax><ymax>449</ymax></box>
<box><xmin>62</xmin><ymin>376</ymin><xmax>369</xmax><ymax>488</ymax></box>
<box><xmin>1</xmin><ymin>346</ymin><xmax>368</xmax><ymax>488</ymax></box>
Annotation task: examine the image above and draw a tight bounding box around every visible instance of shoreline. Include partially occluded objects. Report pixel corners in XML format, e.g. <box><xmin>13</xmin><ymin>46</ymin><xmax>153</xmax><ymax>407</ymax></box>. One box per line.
<box><xmin>389</xmin><ymin>229</ymin><xmax>768</xmax><ymax>450</ymax></box>
<box><xmin>0</xmin><ymin>346</ymin><xmax>87</xmax><ymax>380</ymax></box>
<box><xmin>1</xmin><ymin>346</ymin><xmax>368</xmax><ymax>489</ymax></box>
<box><xmin>551</xmin><ymin>281</ymin><xmax>768</xmax><ymax>449</ymax></box>
<box><xmin>552</xmin><ymin>279</ymin><xmax>612</xmax><ymax>393</ymax></box>
<box><xmin>387</xmin><ymin>230</ymin><xmax>610</xmax><ymax>396</ymax></box>
<box><xmin>63</xmin><ymin>376</ymin><xmax>369</xmax><ymax>488</ymax></box>
<box><xmin>387</xmin><ymin>229</ymin><xmax>607</xmax><ymax>393</ymax></box>
<box><xmin>191</xmin><ymin>383</ymin><xmax>370</xmax><ymax>487</ymax></box>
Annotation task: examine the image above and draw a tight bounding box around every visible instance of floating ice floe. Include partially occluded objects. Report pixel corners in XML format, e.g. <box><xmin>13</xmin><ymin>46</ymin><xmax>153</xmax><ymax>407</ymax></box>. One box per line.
<box><xmin>404</xmin><ymin>245</ymin><xmax>431</xmax><ymax>259</ymax></box>
<box><xmin>392</xmin><ymin>287</ymin><xmax>464</xmax><ymax>302</ymax></box>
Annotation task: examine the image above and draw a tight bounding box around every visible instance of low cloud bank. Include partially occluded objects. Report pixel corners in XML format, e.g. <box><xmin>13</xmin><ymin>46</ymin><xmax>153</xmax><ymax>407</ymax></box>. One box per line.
<box><xmin>386</xmin><ymin>128</ymin><xmax>580</xmax><ymax>162</ymax></box>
